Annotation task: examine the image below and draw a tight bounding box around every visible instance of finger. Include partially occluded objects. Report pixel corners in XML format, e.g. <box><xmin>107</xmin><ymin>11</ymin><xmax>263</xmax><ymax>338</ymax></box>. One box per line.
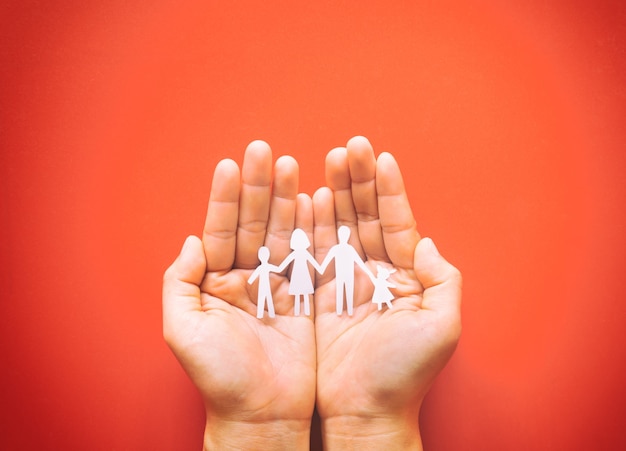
<box><xmin>235</xmin><ymin>140</ymin><xmax>273</xmax><ymax>269</ymax></box>
<box><xmin>162</xmin><ymin>235</ymin><xmax>206</xmax><ymax>343</ymax></box>
<box><xmin>346</xmin><ymin>136</ymin><xmax>388</xmax><ymax>261</ymax></box>
<box><xmin>312</xmin><ymin>187</ymin><xmax>337</xmax><ymax>285</ymax></box>
<box><xmin>376</xmin><ymin>152</ymin><xmax>420</xmax><ymax>269</ymax></box>
<box><xmin>202</xmin><ymin>159</ymin><xmax>240</xmax><ymax>272</ymax></box>
<box><xmin>325</xmin><ymin>146</ymin><xmax>363</xmax><ymax>256</ymax></box>
<box><xmin>265</xmin><ymin>155</ymin><xmax>299</xmax><ymax>265</ymax></box>
<box><xmin>414</xmin><ymin>237</ymin><xmax>462</xmax><ymax>339</ymax></box>
<box><xmin>295</xmin><ymin>192</ymin><xmax>314</xmax><ymax>239</ymax></box>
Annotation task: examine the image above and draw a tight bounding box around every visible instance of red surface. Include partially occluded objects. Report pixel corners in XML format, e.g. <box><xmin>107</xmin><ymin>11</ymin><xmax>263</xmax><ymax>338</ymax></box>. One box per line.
<box><xmin>1</xmin><ymin>1</ymin><xmax>625</xmax><ymax>449</ymax></box>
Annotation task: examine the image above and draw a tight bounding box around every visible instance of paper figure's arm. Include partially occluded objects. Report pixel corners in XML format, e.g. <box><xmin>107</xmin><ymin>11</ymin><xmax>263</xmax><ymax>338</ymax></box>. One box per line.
<box><xmin>308</xmin><ymin>254</ymin><xmax>323</xmax><ymax>274</ymax></box>
<box><xmin>353</xmin><ymin>248</ymin><xmax>375</xmax><ymax>280</ymax></box>
<box><xmin>247</xmin><ymin>267</ymin><xmax>260</xmax><ymax>285</ymax></box>
<box><xmin>318</xmin><ymin>248</ymin><xmax>335</xmax><ymax>274</ymax></box>
<box><xmin>276</xmin><ymin>253</ymin><xmax>294</xmax><ymax>273</ymax></box>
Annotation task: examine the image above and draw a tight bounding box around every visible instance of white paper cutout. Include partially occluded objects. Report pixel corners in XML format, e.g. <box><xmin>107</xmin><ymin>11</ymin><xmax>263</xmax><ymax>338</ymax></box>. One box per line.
<box><xmin>247</xmin><ymin>246</ymin><xmax>280</xmax><ymax>318</ymax></box>
<box><xmin>371</xmin><ymin>265</ymin><xmax>396</xmax><ymax>310</ymax></box>
<box><xmin>319</xmin><ymin>226</ymin><xmax>375</xmax><ymax>316</ymax></box>
<box><xmin>250</xmin><ymin>226</ymin><xmax>397</xmax><ymax>318</ymax></box>
<box><xmin>276</xmin><ymin>228</ymin><xmax>322</xmax><ymax>316</ymax></box>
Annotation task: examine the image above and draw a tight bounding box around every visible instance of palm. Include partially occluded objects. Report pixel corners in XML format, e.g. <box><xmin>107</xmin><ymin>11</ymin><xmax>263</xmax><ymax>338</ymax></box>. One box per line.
<box><xmin>313</xmin><ymin>137</ymin><xmax>461</xmax><ymax>420</ymax></box>
<box><xmin>315</xmin><ymin>261</ymin><xmax>452</xmax><ymax>418</ymax></box>
<box><xmin>163</xmin><ymin>141</ymin><xmax>317</xmax><ymax>424</ymax></box>
<box><xmin>184</xmin><ymin>269</ymin><xmax>316</xmax><ymax>420</ymax></box>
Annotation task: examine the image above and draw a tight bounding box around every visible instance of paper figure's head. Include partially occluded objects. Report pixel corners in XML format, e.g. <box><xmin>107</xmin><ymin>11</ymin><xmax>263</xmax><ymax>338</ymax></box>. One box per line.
<box><xmin>338</xmin><ymin>225</ymin><xmax>351</xmax><ymax>243</ymax></box>
<box><xmin>258</xmin><ymin>246</ymin><xmax>270</xmax><ymax>262</ymax></box>
<box><xmin>376</xmin><ymin>264</ymin><xmax>396</xmax><ymax>279</ymax></box>
<box><xmin>290</xmin><ymin>228</ymin><xmax>310</xmax><ymax>250</ymax></box>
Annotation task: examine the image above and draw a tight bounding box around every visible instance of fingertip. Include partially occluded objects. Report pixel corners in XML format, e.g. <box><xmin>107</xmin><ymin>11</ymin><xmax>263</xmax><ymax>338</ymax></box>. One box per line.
<box><xmin>297</xmin><ymin>192</ymin><xmax>313</xmax><ymax>210</ymax></box>
<box><xmin>177</xmin><ymin>235</ymin><xmax>206</xmax><ymax>285</ymax></box>
<box><xmin>325</xmin><ymin>147</ymin><xmax>349</xmax><ymax>189</ymax></box>
<box><xmin>414</xmin><ymin>237</ymin><xmax>462</xmax><ymax>289</ymax></box>
<box><xmin>414</xmin><ymin>237</ymin><xmax>438</xmax><ymax>268</ymax></box>
<box><xmin>326</xmin><ymin>146</ymin><xmax>347</xmax><ymax>161</ymax></box>
<box><xmin>209</xmin><ymin>159</ymin><xmax>240</xmax><ymax>205</ymax></box>
<box><xmin>214</xmin><ymin>158</ymin><xmax>240</xmax><ymax>177</ymax></box>
<box><xmin>325</xmin><ymin>147</ymin><xmax>347</xmax><ymax>171</ymax></box>
<box><xmin>346</xmin><ymin>136</ymin><xmax>374</xmax><ymax>156</ymax></box>
<box><xmin>376</xmin><ymin>151</ymin><xmax>405</xmax><ymax>195</ymax></box>
<box><xmin>181</xmin><ymin>234</ymin><xmax>202</xmax><ymax>254</ymax></box>
<box><xmin>418</xmin><ymin>237</ymin><xmax>439</xmax><ymax>256</ymax></box>
<box><xmin>275</xmin><ymin>154</ymin><xmax>299</xmax><ymax>171</ymax></box>
<box><xmin>246</xmin><ymin>139</ymin><xmax>271</xmax><ymax>152</ymax></box>
<box><xmin>312</xmin><ymin>187</ymin><xmax>335</xmax><ymax>224</ymax></box>
<box><xmin>346</xmin><ymin>135</ymin><xmax>371</xmax><ymax>147</ymax></box>
<box><xmin>272</xmin><ymin>155</ymin><xmax>299</xmax><ymax>198</ymax></box>
<box><xmin>376</xmin><ymin>151</ymin><xmax>398</xmax><ymax>168</ymax></box>
<box><xmin>347</xmin><ymin>137</ymin><xmax>376</xmax><ymax>183</ymax></box>
<box><xmin>180</xmin><ymin>235</ymin><xmax>194</xmax><ymax>255</ymax></box>
<box><xmin>297</xmin><ymin>191</ymin><xmax>313</xmax><ymax>209</ymax></box>
<box><xmin>243</xmin><ymin>140</ymin><xmax>273</xmax><ymax>182</ymax></box>
<box><xmin>313</xmin><ymin>186</ymin><xmax>333</xmax><ymax>203</ymax></box>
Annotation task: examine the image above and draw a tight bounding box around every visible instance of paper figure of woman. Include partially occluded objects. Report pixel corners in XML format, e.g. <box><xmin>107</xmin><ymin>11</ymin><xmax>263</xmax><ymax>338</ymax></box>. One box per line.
<box><xmin>278</xmin><ymin>228</ymin><xmax>322</xmax><ymax>316</ymax></box>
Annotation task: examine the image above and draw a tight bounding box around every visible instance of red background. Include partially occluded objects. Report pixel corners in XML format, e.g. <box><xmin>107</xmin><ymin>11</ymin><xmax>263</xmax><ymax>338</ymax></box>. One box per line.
<box><xmin>1</xmin><ymin>1</ymin><xmax>625</xmax><ymax>449</ymax></box>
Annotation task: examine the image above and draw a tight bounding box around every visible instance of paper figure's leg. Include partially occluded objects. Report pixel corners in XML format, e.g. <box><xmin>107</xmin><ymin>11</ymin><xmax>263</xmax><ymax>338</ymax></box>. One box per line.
<box><xmin>377</xmin><ymin>302</ymin><xmax>382</xmax><ymax>311</ymax></box>
<box><xmin>294</xmin><ymin>295</ymin><xmax>301</xmax><ymax>316</ymax></box>
<box><xmin>267</xmin><ymin>295</ymin><xmax>276</xmax><ymax>318</ymax></box>
<box><xmin>385</xmin><ymin>300</ymin><xmax>393</xmax><ymax>309</ymax></box>
<box><xmin>346</xmin><ymin>279</ymin><xmax>354</xmax><ymax>316</ymax></box>
<box><xmin>303</xmin><ymin>295</ymin><xmax>310</xmax><ymax>316</ymax></box>
<box><xmin>336</xmin><ymin>282</ymin><xmax>344</xmax><ymax>315</ymax></box>
<box><xmin>257</xmin><ymin>296</ymin><xmax>265</xmax><ymax>319</ymax></box>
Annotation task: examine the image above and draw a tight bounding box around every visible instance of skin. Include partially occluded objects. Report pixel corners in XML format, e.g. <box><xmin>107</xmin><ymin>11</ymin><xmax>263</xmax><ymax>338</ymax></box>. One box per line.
<box><xmin>312</xmin><ymin>136</ymin><xmax>462</xmax><ymax>449</ymax></box>
<box><xmin>162</xmin><ymin>137</ymin><xmax>462</xmax><ymax>450</ymax></box>
<box><xmin>162</xmin><ymin>141</ymin><xmax>316</xmax><ymax>450</ymax></box>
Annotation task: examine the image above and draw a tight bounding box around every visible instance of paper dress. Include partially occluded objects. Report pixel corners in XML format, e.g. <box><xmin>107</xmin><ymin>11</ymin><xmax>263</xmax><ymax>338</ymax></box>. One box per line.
<box><xmin>371</xmin><ymin>265</ymin><xmax>396</xmax><ymax>310</ymax></box>
<box><xmin>277</xmin><ymin>228</ymin><xmax>322</xmax><ymax>316</ymax></box>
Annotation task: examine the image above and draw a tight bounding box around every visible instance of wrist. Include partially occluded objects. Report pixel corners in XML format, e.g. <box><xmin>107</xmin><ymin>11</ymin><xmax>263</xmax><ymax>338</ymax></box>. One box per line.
<box><xmin>203</xmin><ymin>415</ymin><xmax>311</xmax><ymax>451</ymax></box>
<box><xmin>321</xmin><ymin>413</ymin><xmax>422</xmax><ymax>451</ymax></box>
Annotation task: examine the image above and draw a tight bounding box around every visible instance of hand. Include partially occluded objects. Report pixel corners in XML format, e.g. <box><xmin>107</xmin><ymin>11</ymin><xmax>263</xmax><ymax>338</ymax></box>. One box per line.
<box><xmin>162</xmin><ymin>141</ymin><xmax>316</xmax><ymax>450</ymax></box>
<box><xmin>313</xmin><ymin>137</ymin><xmax>462</xmax><ymax>449</ymax></box>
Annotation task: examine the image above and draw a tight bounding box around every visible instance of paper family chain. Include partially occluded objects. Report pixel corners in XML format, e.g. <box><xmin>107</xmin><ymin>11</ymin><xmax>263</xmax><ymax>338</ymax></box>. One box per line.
<box><xmin>248</xmin><ymin>226</ymin><xmax>397</xmax><ymax>318</ymax></box>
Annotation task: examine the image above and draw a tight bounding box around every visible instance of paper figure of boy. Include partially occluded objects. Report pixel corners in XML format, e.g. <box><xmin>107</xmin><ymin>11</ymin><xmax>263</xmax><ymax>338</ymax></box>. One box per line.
<box><xmin>277</xmin><ymin>229</ymin><xmax>322</xmax><ymax>316</ymax></box>
<box><xmin>371</xmin><ymin>265</ymin><xmax>396</xmax><ymax>310</ymax></box>
<box><xmin>319</xmin><ymin>225</ymin><xmax>374</xmax><ymax>316</ymax></box>
<box><xmin>248</xmin><ymin>246</ymin><xmax>280</xmax><ymax>318</ymax></box>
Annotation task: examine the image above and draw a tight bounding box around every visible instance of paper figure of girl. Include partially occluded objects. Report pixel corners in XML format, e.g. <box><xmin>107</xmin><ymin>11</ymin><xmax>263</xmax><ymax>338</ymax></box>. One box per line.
<box><xmin>277</xmin><ymin>228</ymin><xmax>322</xmax><ymax>316</ymax></box>
<box><xmin>248</xmin><ymin>246</ymin><xmax>280</xmax><ymax>318</ymax></box>
<box><xmin>371</xmin><ymin>265</ymin><xmax>396</xmax><ymax>310</ymax></box>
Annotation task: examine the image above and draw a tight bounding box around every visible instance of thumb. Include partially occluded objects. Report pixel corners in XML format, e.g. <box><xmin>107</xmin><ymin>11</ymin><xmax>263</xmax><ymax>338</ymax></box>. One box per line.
<box><xmin>162</xmin><ymin>235</ymin><xmax>207</xmax><ymax>341</ymax></box>
<box><xmin>413</xmin><ymin>237</ymin><xmax>462</xmax><ymax>318</ymax></box>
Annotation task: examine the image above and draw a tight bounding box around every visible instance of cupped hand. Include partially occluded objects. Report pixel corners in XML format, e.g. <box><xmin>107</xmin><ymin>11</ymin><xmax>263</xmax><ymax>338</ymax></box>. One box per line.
<box><xmin>162</xmin><ymin>141</ymin><xmax>316</xmax><ymax>446</ymax></box>
<box><xmin>313</xmin><ymin>137</ymin><xmax>462</xmax><ymax>443</ymax></box>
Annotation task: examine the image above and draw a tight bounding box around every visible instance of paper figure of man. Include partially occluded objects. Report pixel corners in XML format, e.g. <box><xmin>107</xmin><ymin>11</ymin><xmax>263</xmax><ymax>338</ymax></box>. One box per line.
<box><xmin>248</xmin><ymin>246</ymin><xmax>280</xmax><ymax>318</ymax></box>
<box><xmin>320</xmin><ymin>225</ymin><xmax>374</xmax><ymax>316</ymax></box>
